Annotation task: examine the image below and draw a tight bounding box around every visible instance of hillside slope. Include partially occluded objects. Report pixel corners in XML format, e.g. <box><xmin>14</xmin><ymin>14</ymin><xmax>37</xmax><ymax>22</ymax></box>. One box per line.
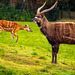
<box><xmin>0</xmin><ymin>21</ymin><xmax>75</xmax><ymax>75</ymax></box>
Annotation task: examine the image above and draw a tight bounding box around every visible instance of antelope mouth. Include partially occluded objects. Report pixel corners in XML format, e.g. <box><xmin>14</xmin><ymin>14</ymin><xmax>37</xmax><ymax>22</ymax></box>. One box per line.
<box><xmin>30</xmin><ymin>30</ymin><xmax>33</xmax><ymax>32</ymax></box>
<box><xmin>32</xmin><ymin>19</ymin><xmax>37</xmax><ymax>24</ymax></box>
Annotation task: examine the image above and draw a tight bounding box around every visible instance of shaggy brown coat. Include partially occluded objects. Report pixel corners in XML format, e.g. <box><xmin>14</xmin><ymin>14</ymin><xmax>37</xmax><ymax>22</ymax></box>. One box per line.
<box><xmin>32</xmin><ymin>1</ymin><xmax>75</xmax><ymax>64</ymax></box>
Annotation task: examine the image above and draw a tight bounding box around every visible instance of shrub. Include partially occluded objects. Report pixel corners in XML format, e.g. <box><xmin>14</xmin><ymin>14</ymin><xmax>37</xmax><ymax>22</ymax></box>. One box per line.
<box><xmin>0</xmin><ymin>4</ymin><xmax>35</xmax><ymax>21</ymax></box>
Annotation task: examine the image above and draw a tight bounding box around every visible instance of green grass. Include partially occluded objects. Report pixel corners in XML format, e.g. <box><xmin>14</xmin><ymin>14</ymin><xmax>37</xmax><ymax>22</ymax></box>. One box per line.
<box><xmin>0</xmin><ymin>20</ymin><xmax>75</xmax><ymax>75</ymax></box>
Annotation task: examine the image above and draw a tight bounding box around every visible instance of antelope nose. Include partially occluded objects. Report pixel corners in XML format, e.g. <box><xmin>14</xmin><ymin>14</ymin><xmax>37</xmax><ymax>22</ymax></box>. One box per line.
<box><xmin>32</xmin><ymin>19</ymin><xmax>33</xmax><ymax>21</ymax></box>
<box><xmin>30</xmin><ymin>30</ymin><xmax>33</xmax><ymax>32</ymax></box>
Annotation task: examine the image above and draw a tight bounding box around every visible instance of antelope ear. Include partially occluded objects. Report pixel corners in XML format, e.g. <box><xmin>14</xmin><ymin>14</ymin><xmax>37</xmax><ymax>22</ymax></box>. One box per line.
<box><xmin>25</xmin><ymin>25</ymin><xmax>27</xmax><ymax>28</ymax></box>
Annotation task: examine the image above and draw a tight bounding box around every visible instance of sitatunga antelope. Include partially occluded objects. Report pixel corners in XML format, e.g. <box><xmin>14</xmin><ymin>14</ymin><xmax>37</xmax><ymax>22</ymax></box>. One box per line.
<box><xmin>32</xmin><ymin>1</ymin><xmax>75</xmax><ymax>64</ymax></box>
<box><xmin>0</xmin><ymin>20</ymin><xmax>32</xmax><ymax>42</ymax></box>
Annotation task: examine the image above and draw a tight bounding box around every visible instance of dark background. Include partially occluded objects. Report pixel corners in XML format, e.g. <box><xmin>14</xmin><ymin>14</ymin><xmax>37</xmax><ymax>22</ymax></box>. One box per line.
<box><xmin>0</xmin><ymin>0</ymin><xmax>75</xmax><ymax>21</ymax></box>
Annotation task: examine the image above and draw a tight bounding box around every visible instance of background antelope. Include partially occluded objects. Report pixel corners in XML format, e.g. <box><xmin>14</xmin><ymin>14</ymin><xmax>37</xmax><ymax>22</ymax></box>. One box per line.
<box><xmin>0</xmin><ymin>20</ymin><xmax>32</xmax><ymax>42</ymax></box>
<box><xmin>32</xmin><ymin>1</ymin><xmax>75</xmax><ymax>64</ymax></box>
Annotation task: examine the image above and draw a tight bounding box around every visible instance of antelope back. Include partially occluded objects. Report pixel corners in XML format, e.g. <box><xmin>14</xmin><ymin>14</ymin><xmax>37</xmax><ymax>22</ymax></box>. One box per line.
<box><xmin>0</xmin><ymin>20</ymin><xmax>18</xmax><ymax>32</ymax></box>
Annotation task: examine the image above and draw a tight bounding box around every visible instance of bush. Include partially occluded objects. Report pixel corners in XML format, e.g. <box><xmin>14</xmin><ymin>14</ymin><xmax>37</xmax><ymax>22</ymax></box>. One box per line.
<box><xmin>46</xmin><ymin>7</ymin><xmax>59</xmax><ymax>21</ymax></box>
<box><xmin>0</xmin><ymin>3</ymin><xmax>59</xmax><ymax>21</ymax></box>
<box><xmin>0</xmin><ymin>4</ymin><xmax>35</xmax><ymax>21</ymax></box>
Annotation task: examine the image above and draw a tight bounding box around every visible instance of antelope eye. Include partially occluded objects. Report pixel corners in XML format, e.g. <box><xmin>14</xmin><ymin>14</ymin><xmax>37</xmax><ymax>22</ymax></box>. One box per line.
<box><xmin>37</xmin><ymin>16</ymin><xmax>41</xmax><ymax>18</ymax></box>
<box><xmin>25</xmin><ymin>25</ymin><xmax>28</xmax><ymax>28</ymax></box>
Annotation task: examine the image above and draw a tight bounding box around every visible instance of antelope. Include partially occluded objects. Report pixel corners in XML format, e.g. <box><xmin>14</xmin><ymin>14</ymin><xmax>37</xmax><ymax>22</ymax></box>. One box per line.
<box><xmin>0</xmin><ymin>20</ymin><xmax>32</xmax><ymax>42</ymax></box>
<box><xmin>32</xmin><ymin>1</ymin><xmax>75</xmax><ymax>64</ymax></box>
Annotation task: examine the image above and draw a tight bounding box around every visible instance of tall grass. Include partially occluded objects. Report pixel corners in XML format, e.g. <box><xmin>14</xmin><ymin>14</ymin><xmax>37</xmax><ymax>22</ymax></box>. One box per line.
<box><xmin>0</xmin><ymin>21</ymin><xmax>75</xmax><ymax>75</ymax></box>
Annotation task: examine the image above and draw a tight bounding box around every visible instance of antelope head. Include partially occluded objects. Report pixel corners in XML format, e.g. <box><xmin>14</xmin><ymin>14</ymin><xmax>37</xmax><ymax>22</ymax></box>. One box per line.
<box><xmin>24</xmin><ymin>25</ymin><xmax>33</xmax><ymax>32</ymax></box>
<box><xmin>32</xmin><ymin>1</ymin><xmax>58</xmax><ymax>25</ymax></box>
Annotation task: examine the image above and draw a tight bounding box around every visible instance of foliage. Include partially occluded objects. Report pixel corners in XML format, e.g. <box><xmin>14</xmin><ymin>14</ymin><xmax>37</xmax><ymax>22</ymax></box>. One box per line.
<box><xmin>0</xmin><ymin>0</ymin><xmax>75</xmax><ymax>21</ymax></box>
<box><xmin>0</xmin><ymin>4</ymin><xmax>34</xmax><ymax>21</ymax></box>
<box><xmin>0</xmin><ymin>21</ymin><xmax>75</xmax><ymax>75</ymax></box>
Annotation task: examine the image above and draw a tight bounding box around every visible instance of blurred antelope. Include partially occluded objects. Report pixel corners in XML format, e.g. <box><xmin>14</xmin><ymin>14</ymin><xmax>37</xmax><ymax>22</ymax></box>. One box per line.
<box><xmin>0</xmin><ymin>20</ymin><xmax>32</xmax><ymax>42</ymax></box>
<box><xmin>32</xmin><ymin>1</ymin><xmax>75</xmax><ymax>64</ymax></box>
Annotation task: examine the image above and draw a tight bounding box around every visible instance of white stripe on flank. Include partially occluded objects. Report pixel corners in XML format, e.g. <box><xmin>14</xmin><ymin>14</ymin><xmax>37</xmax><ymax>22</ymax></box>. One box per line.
<box><xmin>58</xmin><ymin>22</ymin><xmax>74</xmax><ymax>23</ymax></box>
<box><xmin>10</xmin><ymin>22</ymin><xmax>12</xmax><ymax>27</ymax></box>
<box><xmin>3</xmin><ymin>20</ymin><xmax>5</xmax><ymax>24</ymax></box>
<box><xmin>63</xmin><ymin>36</ymin><xmax>75</xmax><ymax>41</ymax></box>
<box><xmin>7</xmin><ymin>21</ymin><xmax>9</xmax><ymax>27</ymax></box>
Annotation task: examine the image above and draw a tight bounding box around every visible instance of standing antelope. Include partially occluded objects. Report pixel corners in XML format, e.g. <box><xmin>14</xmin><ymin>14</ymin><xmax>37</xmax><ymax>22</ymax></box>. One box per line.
<box><xmin>32</xmin><ymin>1</ymin><xmax>75</xmax><ymax>64</ymax></box>
<box><xmin>0</xmin><ymin>20</ymin><xmax>32</xmax><ymax>42</ymax></box>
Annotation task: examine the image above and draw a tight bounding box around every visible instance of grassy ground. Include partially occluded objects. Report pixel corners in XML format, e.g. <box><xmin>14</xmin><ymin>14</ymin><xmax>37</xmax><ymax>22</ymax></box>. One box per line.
<box><xmin>0</xmin><ymin>20</ymin><xmax>75</xmax><ymax>75</ymax></box>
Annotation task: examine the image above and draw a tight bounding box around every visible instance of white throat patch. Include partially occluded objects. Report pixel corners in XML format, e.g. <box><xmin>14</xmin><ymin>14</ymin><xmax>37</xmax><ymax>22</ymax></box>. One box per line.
<box><xmin>35</xmin><ymin>17</ymin><xmax>38</xmax><ymax>18</ymax></box>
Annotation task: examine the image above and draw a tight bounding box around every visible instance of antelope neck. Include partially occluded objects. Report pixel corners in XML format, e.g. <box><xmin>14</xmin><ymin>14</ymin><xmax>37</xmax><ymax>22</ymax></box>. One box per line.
<box><xmin>19</xmin><ymin>25</ymin><xmax>25</xmax><ymax>30</ymax></box>
<box><xmin>39</xmin><ymin>16</ymin><xmax>49</xmax><ymax>29</ymax></box>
